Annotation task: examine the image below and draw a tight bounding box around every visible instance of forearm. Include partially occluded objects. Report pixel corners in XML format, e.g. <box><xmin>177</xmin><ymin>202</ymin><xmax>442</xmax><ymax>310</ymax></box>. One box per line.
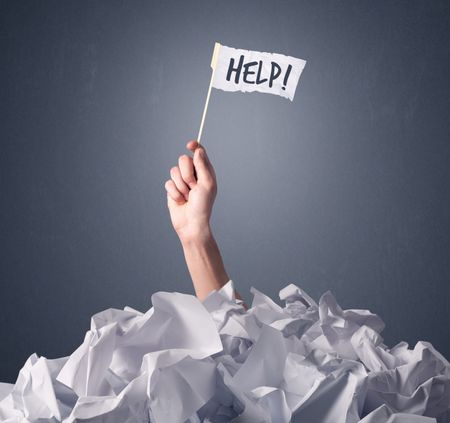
<box><xmin>179</xmin><ymin>226</ymin><xmax>247</xmax><ymax>307</ymax></box>
<box><xmin>166</xmin><ymin>140</ymin><xmax>247</xmax><ymax>308</ymax></box>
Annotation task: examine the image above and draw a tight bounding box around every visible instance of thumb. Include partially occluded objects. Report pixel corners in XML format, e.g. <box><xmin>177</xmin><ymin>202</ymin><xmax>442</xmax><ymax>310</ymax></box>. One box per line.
<box><xmin>193</xmin><ymin>146</ymin><xmax>213</xmax><ymax>184</ymax></box>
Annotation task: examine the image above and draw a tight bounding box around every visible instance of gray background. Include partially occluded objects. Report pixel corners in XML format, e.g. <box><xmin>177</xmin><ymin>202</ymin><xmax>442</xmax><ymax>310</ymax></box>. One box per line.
<box><xmin>1</xmin><ymin>0</ymin><xmax>449</xmax><ymax>383</ymax></box>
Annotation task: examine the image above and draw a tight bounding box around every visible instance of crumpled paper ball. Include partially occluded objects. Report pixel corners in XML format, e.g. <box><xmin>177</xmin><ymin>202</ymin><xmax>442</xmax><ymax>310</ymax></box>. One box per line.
<box><xmin>0</xmin><ymin>280</ymin><xmax>449</xmax><ymax>423</ymax></box>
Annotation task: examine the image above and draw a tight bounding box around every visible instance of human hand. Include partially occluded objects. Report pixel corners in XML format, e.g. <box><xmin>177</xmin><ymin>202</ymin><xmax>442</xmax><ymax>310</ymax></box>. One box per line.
<box><xmin>164</xmin><ymin>140</ymin><xmax>217</xmax><ymax>243</ymax></box>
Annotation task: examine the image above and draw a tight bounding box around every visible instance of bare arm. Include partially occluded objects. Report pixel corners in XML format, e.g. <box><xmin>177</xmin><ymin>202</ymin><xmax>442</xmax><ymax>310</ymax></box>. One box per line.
<box><xmin>164</xmin><ymin>140</ymin><xmax>247</xmax><ymax>308</ymax></box>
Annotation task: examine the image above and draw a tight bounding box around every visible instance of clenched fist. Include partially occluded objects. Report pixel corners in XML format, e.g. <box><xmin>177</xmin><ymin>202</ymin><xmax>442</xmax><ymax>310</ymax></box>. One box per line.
<box><xmin>164</xmin><ymin>140</ymin><xmax>217</xmax><ymax>242</ymax></box>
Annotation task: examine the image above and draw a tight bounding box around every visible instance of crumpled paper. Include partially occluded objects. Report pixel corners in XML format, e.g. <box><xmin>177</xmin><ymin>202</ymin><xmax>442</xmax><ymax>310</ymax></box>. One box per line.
<box><xmin>1</xmin><ymin>280</ymin><xmax>449</xmax><ymax>423</ymax></box>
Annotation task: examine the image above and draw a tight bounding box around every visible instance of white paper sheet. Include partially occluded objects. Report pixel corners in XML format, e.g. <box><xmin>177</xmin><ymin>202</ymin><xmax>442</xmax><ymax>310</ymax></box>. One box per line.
<box><xmin>1</xmin><ymin>281</ymin><xmax>449</xmax><ymax>422</ymax></box>
<box><xmin>212</xmin><ymin>44</ymin><xmax>307</xmax><ymax>101</ymax></box>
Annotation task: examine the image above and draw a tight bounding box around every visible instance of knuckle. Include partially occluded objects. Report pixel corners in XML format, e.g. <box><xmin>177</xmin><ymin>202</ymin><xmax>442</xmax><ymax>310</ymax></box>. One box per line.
<box><xmin>203</xmin><ymin>178</ymin><xmax>215</xmax><ymax>190</ymax></box>
<box><xmin>169</xmin><ymin>189</ymin><xmax>181</xmax><ymax>200</ymax></box>
<box><xmin>179</xmin><ymin>185</ymin><xmax>189</xmax><ymax>194</ymax></box>
<box><xmin>185</xmin><ymin>173</ymin><xmax>196</xmax><ymax>183</ymax></box>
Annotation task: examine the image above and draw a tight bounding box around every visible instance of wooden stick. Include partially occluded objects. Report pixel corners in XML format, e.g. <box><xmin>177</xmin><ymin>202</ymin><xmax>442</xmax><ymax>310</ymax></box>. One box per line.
<box><xmin>197</xmin><ymin>43</ymin><xmax>221</xmax><ymax>144</ymax></box>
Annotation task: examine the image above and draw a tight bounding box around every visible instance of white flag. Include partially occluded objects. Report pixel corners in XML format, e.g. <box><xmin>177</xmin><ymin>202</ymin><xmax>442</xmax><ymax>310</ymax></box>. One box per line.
<box><xmin>211</xmin><ymin>43</ymin><xmax>306</xmax><ymax>101</ymax></box>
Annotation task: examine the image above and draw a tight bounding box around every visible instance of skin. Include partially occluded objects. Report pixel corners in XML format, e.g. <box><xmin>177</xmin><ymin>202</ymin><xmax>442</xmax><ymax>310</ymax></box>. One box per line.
<box><xmin>164</xmin><ymin>140</ymin><xmax>248</xmax><ymax>309</ymax></box>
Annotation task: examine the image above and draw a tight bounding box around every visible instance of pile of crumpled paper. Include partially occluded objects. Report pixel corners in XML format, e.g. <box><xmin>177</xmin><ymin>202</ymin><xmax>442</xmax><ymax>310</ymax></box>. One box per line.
<box><xmin>0</xmin><ymin>280</ymin><xmax>449</xmax><ymax>422</ymax></box>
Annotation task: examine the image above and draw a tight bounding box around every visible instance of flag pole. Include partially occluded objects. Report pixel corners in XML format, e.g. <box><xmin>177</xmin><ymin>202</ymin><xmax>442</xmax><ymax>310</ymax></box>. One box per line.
<box><xmin>197</xmin><ymin>42</ymin><xmax>221</xmax><ymax>145</ymax></box>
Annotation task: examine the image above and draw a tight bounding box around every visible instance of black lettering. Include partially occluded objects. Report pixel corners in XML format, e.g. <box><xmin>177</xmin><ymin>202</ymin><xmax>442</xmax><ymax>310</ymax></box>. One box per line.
<box><xmin>282</xmin><ymin>64</ymin><xmax>292</xmax><ymax>90</ymax></box>
<box><xmin>269</xmin><ymin>62</ymin><xmax>282</xmax><ymax>88</ymax></box>
<box><xmin>243</xmin><ymin>61</ymin><xmax>258</xmax><ymax>84</ymax></box>
<box><xmin>256</xmin><ymin>60</ymin><xmax>268</xmax><ymax>85</ymax></box>
<box><xmin>226</xmin><ymin>55</ymin><xmax>245</xmax><ymax>84</ymax></box>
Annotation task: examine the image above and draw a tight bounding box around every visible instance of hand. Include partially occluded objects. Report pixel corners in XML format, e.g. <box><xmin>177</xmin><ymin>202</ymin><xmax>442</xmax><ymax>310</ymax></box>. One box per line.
<box><xmin>164</xmin><ymin>140</ymin><xmax>217</xmax><ymax>242</ymax></box>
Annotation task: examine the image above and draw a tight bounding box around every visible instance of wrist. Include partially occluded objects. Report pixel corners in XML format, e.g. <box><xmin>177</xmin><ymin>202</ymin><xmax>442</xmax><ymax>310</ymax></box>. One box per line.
<box><xmin>178</xmin><ymin>224</ymin><xmax>213</xmax><ymax>246</ymax></box>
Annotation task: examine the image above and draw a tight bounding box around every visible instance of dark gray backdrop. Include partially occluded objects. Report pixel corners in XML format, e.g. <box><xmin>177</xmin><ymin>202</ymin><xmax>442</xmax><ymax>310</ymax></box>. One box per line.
<box><xmin>1</xmin><ymin>0</ymin><xmax>449</xmax><ymax>383</ymax></box>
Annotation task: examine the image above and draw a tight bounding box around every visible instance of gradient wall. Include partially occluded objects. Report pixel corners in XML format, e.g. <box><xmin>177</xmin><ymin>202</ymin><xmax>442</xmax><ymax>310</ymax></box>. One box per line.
<box><xmin>1</xmin><ymin>0</ymin><xmax>449</xmax><ymax>382</ymax></box>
